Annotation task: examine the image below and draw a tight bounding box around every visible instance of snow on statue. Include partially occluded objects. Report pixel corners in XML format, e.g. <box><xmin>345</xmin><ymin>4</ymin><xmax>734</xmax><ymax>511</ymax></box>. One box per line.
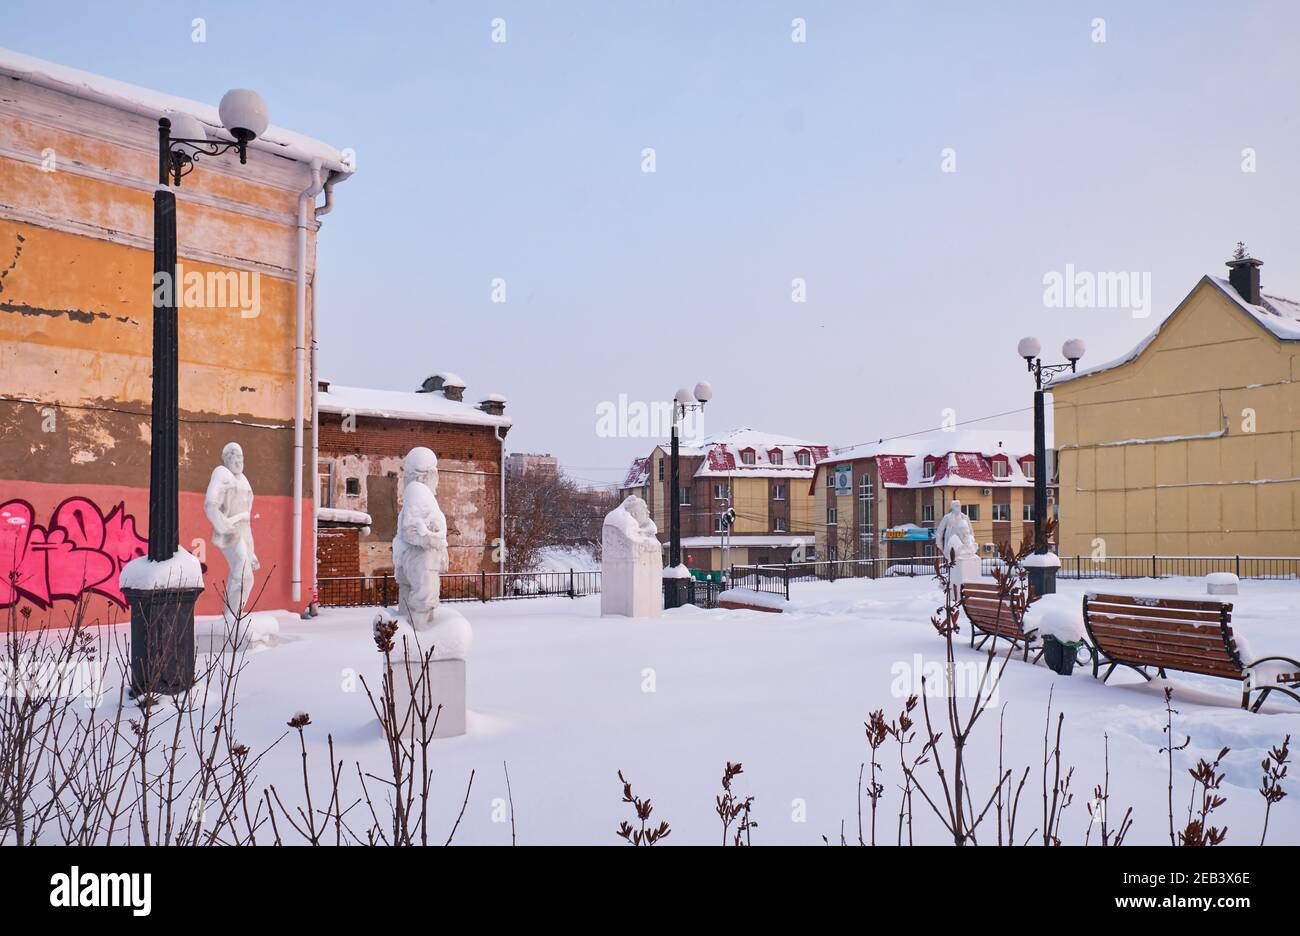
<box><xmin>934</xmin><ymin>500</ymin><xmax>978</xmax><ymax>562</ymax></box>
<box><xmin>204</xmin><ymin>442</ymin><xmax>277</xmax><ymax>644</ymax></box>
<box><xmin>601</xmin><ymin>494</ymin><xmax>662</xmax><ymax>618</ymax></box>
<box><xmin>393</xmin><ymin>446</ymin><xmax>450</xmax><ymax>630</ymax></box>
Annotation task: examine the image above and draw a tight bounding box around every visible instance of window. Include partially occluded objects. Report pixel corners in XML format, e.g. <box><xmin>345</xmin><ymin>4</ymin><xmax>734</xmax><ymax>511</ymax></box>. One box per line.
<box><xmin>922</xmin><ymin>504</ymin><xmax>934</xmax><ymax>524</ymax></box>
<box><xmin>991</xmin><ymin>458</ymin><xmax>1009</xmax><ymax>479</ymax></box>
<box><xmin>740</xmin><ymin>448</ymin><xmax>756</xmax><ymax>465</ymax></box>
<box><xmin>774</xmin><ymin>517</ymin><xmax>786</xmax><ymax>532</ymax></box>
<box><xmin>773</xmin><ymin>483</ymin><xmax>786</xmax><ymax>501</ymax></box>
<box><xmin>345</xmin><ymin>477</ymin><xmax>361</xmax><ymax>496</ymax></box>
<box><xmin>714</xmin><ymin>482</ymin><xmax>728</xmax><ymax>500</ymax></box>
<box><xmin>827</xmin><ymin>469</ymin><xmax>835</xmax><ymax>488</ymax></box>
<box><xmin>1023</xmin><ymin>503</ymin><xmax>1035</xmax><ymax>522</ymax></box>
<box><xmin>960</xmin><ymin>503</ymin><xmax>980</xmax><ymax>521</ymax></box>
<box><xmin>992</xmin><ymin>503</ymin><xmax>1010</xmax><ymax>522</ymax></box>
<box><xmin>858</xmin><ymin>474</ymin><xmax>874</xmax><ymax>558</ymax></box>
<box><xmin>678</xmin><ymin>486</ymin><xmax>691</xmax><ymax>505</ymax></box>
<box><xmin>922</xmin><ymin>459</ymin><xmax>936</xmax><ymax>480</ymax></box>
<box><xmin>714</xmin><ymin>516</ymin><xmax>726</xmax><ymax>533</ymax></box>
<box><xmin>796</xmin><ymin>450</ymin><xmax>812</xmax><ymax>466</ymax></box>
<box><xmin>317</xmin><ymin>460</ymin><xmax>334</xmax><ymax>509</ymax></box>
<box><xmin>827</xmin><ymin>507</ymin><xmax>838</xmax><ymax>525</ymax></box>
<box><xmin>1021</xmin><ymin>458</ymin><xmax>1035</xmax><ymax>480</ymax></box>
<box><xmin>658</xmin><ymin>459</ymin><xmax>664</xmax><ymax>481</ymax></box>
<box><xmin>769</xmin><ymin>449</ymin><xmax>783</xmax><ymax>466</ymax></box>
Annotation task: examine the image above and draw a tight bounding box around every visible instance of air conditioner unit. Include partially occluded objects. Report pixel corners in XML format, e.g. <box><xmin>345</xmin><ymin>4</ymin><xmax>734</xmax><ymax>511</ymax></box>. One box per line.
<box><xmin>981</xmin><ymin>488</ymin><xmax>992</xmax><ymax>496</ymax></box>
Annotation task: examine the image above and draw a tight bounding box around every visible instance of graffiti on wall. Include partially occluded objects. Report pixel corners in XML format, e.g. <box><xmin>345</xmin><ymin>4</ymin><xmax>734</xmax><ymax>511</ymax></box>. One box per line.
<box><xmin>0</xmin><ymin>498</ymin><xmax>150</xmax><ymax>609</ymax></box>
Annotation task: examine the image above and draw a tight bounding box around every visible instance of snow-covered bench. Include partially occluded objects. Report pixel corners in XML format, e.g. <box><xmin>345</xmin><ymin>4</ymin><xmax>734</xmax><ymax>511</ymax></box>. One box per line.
<box><xmin>1082</xmin><ymin>592</ymin><xmax>1300</xmax><ymax>712</ymax></box>
<box><xmin>959</xmin><ymin>582</ymin><xmax>1039</xmax><ymax>662</ymax></box>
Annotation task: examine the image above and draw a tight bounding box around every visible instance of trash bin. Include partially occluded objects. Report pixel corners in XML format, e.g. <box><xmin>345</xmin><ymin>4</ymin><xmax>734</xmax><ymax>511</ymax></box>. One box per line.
<box><xmin>1041</xmin><ymin>634</ymin><xmax>1086</xmax><ymax>676</ymax></box>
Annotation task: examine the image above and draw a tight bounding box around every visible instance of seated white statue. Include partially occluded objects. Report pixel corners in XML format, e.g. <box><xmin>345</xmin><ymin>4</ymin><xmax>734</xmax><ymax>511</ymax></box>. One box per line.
<box><xmin>601</xmin><ymin>495</ymin><xmax>662</xmax><ymax>618</ymax></box>
<box><xmin>393</xmin><ymin>447</ymin><xmax>449</xmax><ymax>630</ymax></box>
<box><xmin>934</xmin><ymin>500</ymin><xmax>978</xmax><ymax>562</ymax></box>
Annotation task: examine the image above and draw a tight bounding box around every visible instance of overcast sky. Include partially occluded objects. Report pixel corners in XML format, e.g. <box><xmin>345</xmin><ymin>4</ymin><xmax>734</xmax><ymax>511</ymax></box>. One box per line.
<box><xmin>11</xmin><ymin>1</ymin><xmax>1300</xmax><ymax>485</ymax></box>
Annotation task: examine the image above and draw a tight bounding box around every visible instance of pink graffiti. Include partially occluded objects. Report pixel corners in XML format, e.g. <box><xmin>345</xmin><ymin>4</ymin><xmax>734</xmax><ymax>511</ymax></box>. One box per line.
<box><xmin>0</xmin><ymin>497</ymin><xmax>149</xmax><ymax>609</ymax></box>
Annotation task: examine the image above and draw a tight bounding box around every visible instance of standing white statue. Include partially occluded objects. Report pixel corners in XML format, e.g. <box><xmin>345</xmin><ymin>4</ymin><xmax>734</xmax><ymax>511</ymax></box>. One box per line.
<box><xmin>601</xmin><ymin>494</ymin><xmax>662</xmax><ymax>618</ymax></box>
<box><xmin>934</xmin><ymin>500</ymin><xmax>978</xmax><ymax>562</ymax></box>
<box><xmin>205</xmin><ymin>442</ymin><xmax>259</xmax><ymax>622</ymax></box>
<box><xmin>393</xmin><ymin>446</ymin><xmax>450</xmax><ymax>630</ymax></box>
<box><xmin>934</xmin><ymin>499</ymin><xmax>982</xmax><ymax>591</ymax></box>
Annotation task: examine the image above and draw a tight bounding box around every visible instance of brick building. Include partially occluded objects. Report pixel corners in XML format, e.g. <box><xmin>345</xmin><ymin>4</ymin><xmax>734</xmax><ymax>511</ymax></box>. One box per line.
<box><xmin>619</xmin><ymin>429</ymin><xmax>828</xmax><ymax>570</ymax></box>
<box><xmin>507</xmin><ymin>452</ymin><xmax>558</xmax><ymax>477</ymax></box>
<box><xmin>315</xmin><ymin>373</ymin><xmax>510</xmax><ymax>584</ymax></box>
<box><xmin>810</xmin><ymin>431</ymin><xmax>1052</xmax><ymax>562</ymax></box>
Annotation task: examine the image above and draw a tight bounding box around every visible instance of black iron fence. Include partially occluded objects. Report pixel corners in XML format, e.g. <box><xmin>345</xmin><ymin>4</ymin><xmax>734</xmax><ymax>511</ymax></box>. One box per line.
<box><xmin>995</xmin><ymin>555</ymin><xmax>1300</xmax><ymax>581</ymax></box>
<box><xmin>317</xmin><ymin>569</ymin><xmax>601</xmax><ymax>608</ymax></box>
<box><xmin>663</xmin><ymin>577</ymin><xmax>727</xmax><ymax>609</ymax></box>
<box><xmin>732</xmin><ymin>556</ymin><xmax>940</xmax><ymax>594</ymax></box>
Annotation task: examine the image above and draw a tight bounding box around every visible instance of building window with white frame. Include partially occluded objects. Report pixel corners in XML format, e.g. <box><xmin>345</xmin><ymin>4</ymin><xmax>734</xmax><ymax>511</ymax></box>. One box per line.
<box><xmin>773</xmin><ymin>483</ymin><xmax>786</xmax><ymax>501</ymax></box>
<box><xmin>827</xmin><ymin>506</ymin><xmax>837</xmax><ymax>525</ymax></box>
<box><xmin>922</xmin><ymin>459</ymin><xmax>936</xmax><ymax>480</ymax></box>
<box><xmin>992</xmin><ymin>503</ymin><xmax>1010</xmax><ymax>522</ymax></box>
<box><xmin>796</xmin><ymin>450</ymin><xmax>811</xmax><ymax>466</ymax></box>
<box><xmin>991</xmin><ymin>458</ymin><xmax>1009</xmax><ymax>479</ymax></box>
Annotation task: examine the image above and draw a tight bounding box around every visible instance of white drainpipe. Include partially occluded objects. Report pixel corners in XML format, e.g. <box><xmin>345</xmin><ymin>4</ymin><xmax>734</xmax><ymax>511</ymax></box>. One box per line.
<box><xmin>306</xmin><ymin>171</ymin><xmax>342</xmax><ymax>612</ymax></box>
<box><xmin>292</xmin><ymin>160</ymin><xmax>324</xmax><ymax>604</ymax></box>
<box><xmin>495</xmin><ymin>425</ymin><xmax>507</xmax><ymax>577</ymax></box>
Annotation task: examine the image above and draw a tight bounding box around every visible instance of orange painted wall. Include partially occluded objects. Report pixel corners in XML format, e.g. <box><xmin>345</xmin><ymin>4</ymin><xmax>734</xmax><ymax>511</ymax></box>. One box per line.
<box><xmin>0</xmin><ymin>76</ymin><xmax>330</xmax><ymax>621</ymax></box>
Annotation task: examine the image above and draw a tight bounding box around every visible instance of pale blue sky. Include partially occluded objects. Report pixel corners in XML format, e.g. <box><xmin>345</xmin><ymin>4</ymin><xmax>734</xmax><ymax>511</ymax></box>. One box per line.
<box><xmin>10</xmin><ymin>1</ymin><xmax>1300</xmax><ymax>484</ymax></box>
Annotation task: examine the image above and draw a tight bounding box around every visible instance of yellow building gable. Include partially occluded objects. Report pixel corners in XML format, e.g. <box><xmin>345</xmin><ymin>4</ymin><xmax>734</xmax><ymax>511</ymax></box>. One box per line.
<box><xmin>1052</xmin><ymin>276</ymin><xmax>1300</xmax><ymax>559</ymax></box>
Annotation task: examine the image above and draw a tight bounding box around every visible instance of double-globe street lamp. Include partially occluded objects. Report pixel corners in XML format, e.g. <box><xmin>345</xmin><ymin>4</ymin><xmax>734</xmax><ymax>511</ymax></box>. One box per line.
<box><xmin>121</xmin><ymin>91</ymin><xmax>270</xmax><ymax>695</ymax></box>
<box><xmin>665</xmin><ymin>381</ymin><xmax>712</xmax><ymax>609</ymax></box>
<box><xmin>1016</xmin><ymin>336</ymin><xmax>1085</xmax><ymax>597</ymax></box>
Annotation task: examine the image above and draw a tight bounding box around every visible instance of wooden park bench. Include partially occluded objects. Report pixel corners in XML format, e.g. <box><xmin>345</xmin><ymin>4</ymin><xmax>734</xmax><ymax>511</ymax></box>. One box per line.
<box><xmin>1082</xmin><ymin>592</ymin><xmax>1300</xmax><ymax>712</ymax></box>
<box><xmin>959</xmin><ymin>582</ymin><xmax>1040</xmax><ymax>662</ymax></box>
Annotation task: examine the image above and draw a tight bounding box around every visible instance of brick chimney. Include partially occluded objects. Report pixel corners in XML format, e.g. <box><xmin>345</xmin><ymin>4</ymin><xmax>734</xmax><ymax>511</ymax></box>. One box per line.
<box><xmin>478</xmin><ymin>393</ymin><xmax>507</xmax><ymax>416</ymax></box>
<box><xmin>417</xmin><ymin>372</ymin><xmax>466</xmax><ymax>401</ymax></box>
<box><xmin>441</xmin><ymin>374</ymin><xmax>466</xmax><ymax>402</ymax></box>
<box><xmin>1226</xmin><ymin>243</ymin><xmax>1263</xmax><ymax>305</ymax></box>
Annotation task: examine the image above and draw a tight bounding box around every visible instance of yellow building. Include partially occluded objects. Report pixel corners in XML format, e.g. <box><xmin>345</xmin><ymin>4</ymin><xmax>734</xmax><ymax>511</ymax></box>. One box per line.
<box><xmin>1052</xmin><ymin>253</ymin><xmax>1300</xmax><ymax>558</ymax></box>
<box><xmin>617</xmin><ymin>429</ymin><xmax>827</xmax><ymax>570</ymax></box>
<box><xmin>810</xmin><ymin>432</ymin><xmax>1043</xmax><ymax>563</ymax></box>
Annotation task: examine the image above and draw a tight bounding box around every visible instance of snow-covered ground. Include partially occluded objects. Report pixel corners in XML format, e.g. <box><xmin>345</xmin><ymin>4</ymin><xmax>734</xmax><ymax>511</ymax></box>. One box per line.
<box><xmin>534</xmin><ymin>545</ymin><xmax>599</xmax><ymax>573</ymax></box>
<box><xmin>38</xmin><ymin>575</ymin><xmax>1291</xmax><ymax>845</ymax></box>
<box><xmin>166</xmin><ymin>573</ymin><xmax>1299</xmax><ymax>845</ymax></box>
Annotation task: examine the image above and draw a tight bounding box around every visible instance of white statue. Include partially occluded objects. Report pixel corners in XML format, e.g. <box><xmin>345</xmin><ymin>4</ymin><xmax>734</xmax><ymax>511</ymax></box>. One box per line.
<box><xmin>393</xmin><ymin>446</ymin><xmax>449</xmax><ymax>630</ymax></box>
<box><xmin>205</xmin><ymin>442</ymin><xmax>260</xmax><ymax>623</ymax></box>
<box><xmin>935</xmin><ymin>500</ymin><xmax>978</xmax><ymax>562</ymax></box>
<box><xmin>601</xmin><ymin>495</ymin><xmax>662</xmax><ymax>618</ymax></box>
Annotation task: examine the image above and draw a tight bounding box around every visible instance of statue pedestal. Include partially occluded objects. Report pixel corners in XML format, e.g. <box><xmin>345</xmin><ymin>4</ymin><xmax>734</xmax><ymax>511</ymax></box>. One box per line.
<box><xmin>383</xmin><ymin>605</ymin><xmax>471</xmax><ymax>740</ymax></box>
<box><xmin>602</xmin><ymin>555</ymin><xmax>663</xmax><ymax>618</ymax></box>
<box><xmin>388</xmin><ymin>657</ymin><xmax>467</xmax><ymax>739</ymax></box>
<box><xmin>951</xmin><ymin>554</ymin><xmax>982</xmax><ymax>588</ymax></box>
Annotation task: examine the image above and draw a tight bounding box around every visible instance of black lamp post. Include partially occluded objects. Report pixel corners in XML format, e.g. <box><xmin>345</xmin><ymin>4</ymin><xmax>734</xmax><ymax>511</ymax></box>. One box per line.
<box><xmin>664</xmin><ymin>381</ymin><xmax>712</xmax><ymax>609</ymax></box>
<box><xmin>122</xmin><ymin>92</ymin><xmax>269</xmax><ymax>695</ymax></box>
<box><xmin>1017</xmin><ymin>335</ymin><xmax>1085</xmax><ymax>597</ymax></box>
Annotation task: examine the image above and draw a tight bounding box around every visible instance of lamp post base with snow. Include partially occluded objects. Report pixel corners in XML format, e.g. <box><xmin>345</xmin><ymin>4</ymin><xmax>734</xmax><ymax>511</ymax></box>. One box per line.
<box><xmin>121</xmin><ymin>548</ymin><xmax>205</xmax><ymax>696</ymax></box>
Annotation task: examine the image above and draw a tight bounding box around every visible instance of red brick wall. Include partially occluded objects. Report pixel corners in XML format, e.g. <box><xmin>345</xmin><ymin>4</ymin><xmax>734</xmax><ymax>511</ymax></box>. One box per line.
<box><xmin>318</xmin><ymin>413</ymin><xmax>504</xmax><ymax>576</ymax></box>
<box><xmin>317</xmin><ymin>526</ymin><xmax>361</xmax><ymax>578</ymax></box>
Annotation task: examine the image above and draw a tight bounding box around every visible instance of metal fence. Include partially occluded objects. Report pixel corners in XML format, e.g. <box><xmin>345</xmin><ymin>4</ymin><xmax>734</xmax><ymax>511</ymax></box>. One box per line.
<box><xmin>732</xmin><ymin>556</ymin><xmax>942</xmax><ymax>595</ymax></box>
<box><xmin>664</xmin><ymin>577</ymin><xmax>727</xmax><ymax>609</ymax></box>
<box><xmin>1000</xmin><ymin>554</ymin><xmax>1300</xmax><ymax>581</ymax></box>
<box><xmin>317</xmin><ymin>569</ymin><xmax>601</xmax><ymax>608</ymax></box>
